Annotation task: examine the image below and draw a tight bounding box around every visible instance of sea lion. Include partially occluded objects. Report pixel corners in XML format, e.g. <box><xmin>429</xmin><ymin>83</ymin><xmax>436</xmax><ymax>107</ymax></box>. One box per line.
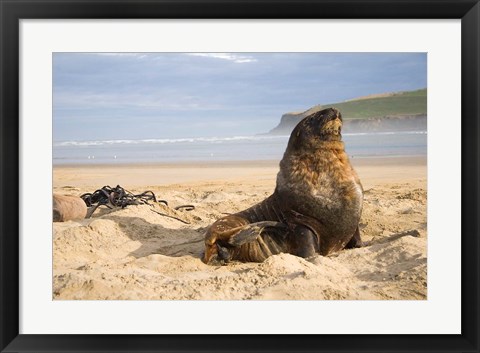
<box><xmin>203</xmin><ymin>107</ymin><xmax>364</xmax><ymax>264</ymax></box>
<box><xmin>53</xmin><ymin>194</ymin><xmax>88</xmax><ymax>222</ymax></box>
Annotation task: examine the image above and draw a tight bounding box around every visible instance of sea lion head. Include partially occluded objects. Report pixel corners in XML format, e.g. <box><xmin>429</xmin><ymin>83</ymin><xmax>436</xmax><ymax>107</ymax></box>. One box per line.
<box><xmin>286</xmin><ymin>107</ymin><xmax>343</xmax><ymax>152</ymax></box>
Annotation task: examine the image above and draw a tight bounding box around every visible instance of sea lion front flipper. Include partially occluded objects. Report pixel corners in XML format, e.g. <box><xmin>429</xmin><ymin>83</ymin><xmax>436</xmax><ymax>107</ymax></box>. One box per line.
<box><xmin>289</xmin><ymin>224</ymin><xmax>319</xmax><ymax>260</ymax></box>
<box><xmin>344</xmin><ymin>226</ymin><xmax>364</xmax><ymax>249</ymax></box>
<box><xmin>227</xmin><ymin>221</ymin><xmax>287</xmax><ymax>247</ymax></box>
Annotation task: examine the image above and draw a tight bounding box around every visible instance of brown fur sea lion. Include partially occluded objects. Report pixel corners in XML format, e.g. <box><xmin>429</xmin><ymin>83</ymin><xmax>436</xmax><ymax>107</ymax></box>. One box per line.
<box><xmin>53</xmin><ymin>194</ymin><xmax>88</xmax><ymax>222</ymax></box>
<box><xmin>203</xmin><ymin>107</ymin><xmax>364</xmax><ymax>264</ymax></box>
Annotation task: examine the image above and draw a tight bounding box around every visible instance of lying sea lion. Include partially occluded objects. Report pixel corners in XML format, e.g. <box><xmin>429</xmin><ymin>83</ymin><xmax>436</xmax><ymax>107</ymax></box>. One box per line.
<box><xmin>53</xmin><ymin>194</ymin><xmax>88</xmax><ymax>222</ymax></box>
<box><xmin>203</xmin><ymin>107</ymin><xmax>364</xmax><ymax>264</ymax></box>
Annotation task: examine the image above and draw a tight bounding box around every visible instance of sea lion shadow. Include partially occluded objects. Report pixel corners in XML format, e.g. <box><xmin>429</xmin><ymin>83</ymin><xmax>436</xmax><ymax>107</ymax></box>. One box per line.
<box><xmin>354</xmin><ymin>230</ymin><xmax>426</xmax><ymax>282</ymax></box>
<box><xmin>100</xmin><ymin>214</ymin><xmax>205</xmax><ymax>259</ymax></box>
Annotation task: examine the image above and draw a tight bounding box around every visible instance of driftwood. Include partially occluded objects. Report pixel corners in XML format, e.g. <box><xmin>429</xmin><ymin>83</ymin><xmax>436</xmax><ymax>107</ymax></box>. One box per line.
<box><xmin>53</xmin><ymin>194</ymin><xmax>88</xmax><ymax>222</ymax></box>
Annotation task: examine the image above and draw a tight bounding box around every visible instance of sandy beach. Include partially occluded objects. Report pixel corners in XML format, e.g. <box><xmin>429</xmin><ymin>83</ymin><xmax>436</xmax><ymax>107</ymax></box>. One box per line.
<box><xmin>53</xmin><ymin>156</ymin><xmax>427</xmax><ymax>300</ymax></box>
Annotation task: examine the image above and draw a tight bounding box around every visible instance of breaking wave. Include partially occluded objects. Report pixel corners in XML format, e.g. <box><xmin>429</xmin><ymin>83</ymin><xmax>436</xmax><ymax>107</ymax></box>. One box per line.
<box><xmin>54</xmin><ymin>131</ymin><xmax>427</xmax><ymax>147</ymax></box>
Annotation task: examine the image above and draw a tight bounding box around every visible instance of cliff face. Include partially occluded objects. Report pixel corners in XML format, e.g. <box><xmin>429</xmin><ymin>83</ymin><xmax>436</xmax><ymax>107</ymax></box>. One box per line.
<box><xmin>267</xmin><ymin>113</ymin><xmax>427</xmax><ymax>135</ymax></box>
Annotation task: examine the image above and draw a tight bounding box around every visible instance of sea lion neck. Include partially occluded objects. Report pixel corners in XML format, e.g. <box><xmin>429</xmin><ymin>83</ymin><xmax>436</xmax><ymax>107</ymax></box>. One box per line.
<box><xmin>316</xmin><ymin>140</ymin><xmax>345</xmax><ymax>152</ymax></box>
<box><xmin>285</xmin><ymin>137</ymin><xmax>345</xmax><ymax>156</ymax></box>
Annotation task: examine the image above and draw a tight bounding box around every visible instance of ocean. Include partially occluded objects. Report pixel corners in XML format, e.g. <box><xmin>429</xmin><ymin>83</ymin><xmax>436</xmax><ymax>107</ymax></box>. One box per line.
<box><xmin>53</xmin><ymin>131</ymin><xmax>427</xmax><ymax>165</ymax></box>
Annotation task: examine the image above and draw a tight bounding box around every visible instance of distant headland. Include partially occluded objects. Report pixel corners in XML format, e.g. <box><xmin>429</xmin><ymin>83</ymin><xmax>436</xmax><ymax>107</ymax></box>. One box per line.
<box><xmin>264</xmin><ymin>88</ymin><xmax>427</xmax><ymax>135</ymax></box>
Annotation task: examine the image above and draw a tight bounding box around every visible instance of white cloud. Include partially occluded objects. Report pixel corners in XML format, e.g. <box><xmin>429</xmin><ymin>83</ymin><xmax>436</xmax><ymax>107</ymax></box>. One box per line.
<box><xmin>186</xmin><ymin>53</ymin><xmax>257</xmax><ymax>63</ymax></box>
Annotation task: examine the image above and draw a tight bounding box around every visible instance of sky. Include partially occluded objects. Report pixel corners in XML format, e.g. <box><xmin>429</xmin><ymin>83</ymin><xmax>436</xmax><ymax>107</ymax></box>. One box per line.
<box><xmin>53</xmin><ymin>52</ymin><xmax>427</xmax><ymax>141</ymax></box>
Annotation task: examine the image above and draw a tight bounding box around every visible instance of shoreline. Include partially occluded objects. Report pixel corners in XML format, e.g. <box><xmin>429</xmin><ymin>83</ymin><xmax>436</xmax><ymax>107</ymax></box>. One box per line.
<box><xmin>53</xmin><ymin>154</ymin><xmax>426</xmax><ymax>169</ymax></box>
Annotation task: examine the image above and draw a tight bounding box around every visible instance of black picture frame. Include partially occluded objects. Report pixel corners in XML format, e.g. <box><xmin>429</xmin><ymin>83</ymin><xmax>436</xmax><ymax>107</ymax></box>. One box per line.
<box><xmin>1</xmin><ymin>1</ymin><xmax>479</xmax><ymax>352</ymax></box>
